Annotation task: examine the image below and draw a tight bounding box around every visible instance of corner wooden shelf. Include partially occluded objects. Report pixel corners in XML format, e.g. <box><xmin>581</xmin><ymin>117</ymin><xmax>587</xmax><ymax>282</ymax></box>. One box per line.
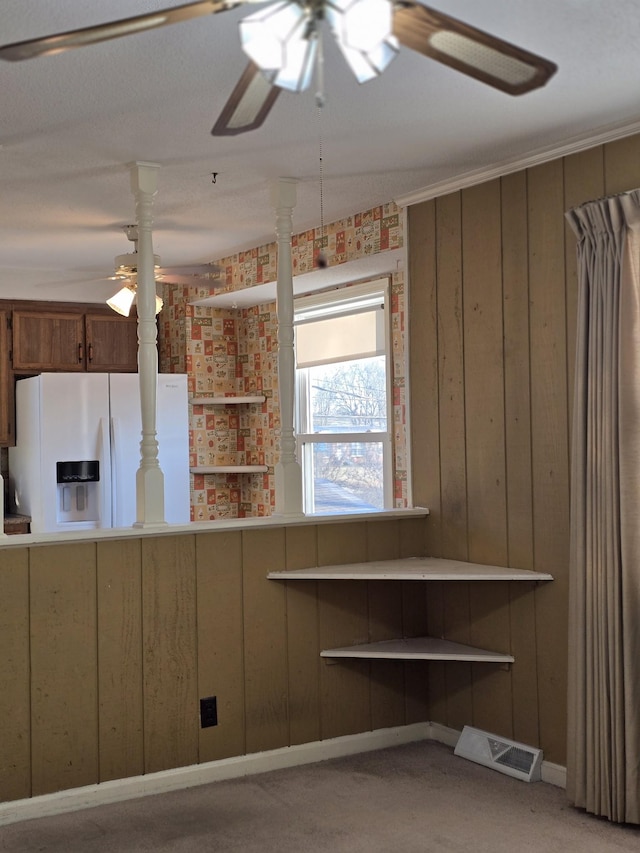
<box><xmin>269</xmin><ymin>556</ymin><xmax>552</xmax><ymax>664</ymax></box>
<box><xmin>190</xmin><ymin>465</ymin><xmax>268</xmax><ymax>474</ymax></box>
<box><xmin>267</xmin><ymin>556</ymin><xmax>553</xmax><ymax>582</ymax></box>
<box><xmin>189</xmin><ymin>395</ymin><xmax>266</xmax><ymax>405</ymax></box>
<box><xmin>321</xmin><ymin>637</ymin><xmax>514</xmax><ymax>663</ymax></box>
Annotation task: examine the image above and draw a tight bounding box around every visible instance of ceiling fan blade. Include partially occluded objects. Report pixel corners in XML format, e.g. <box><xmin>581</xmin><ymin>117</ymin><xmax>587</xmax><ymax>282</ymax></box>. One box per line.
<box><xmin>393</xmin><ymin>2</ymin><xmax>557</xmax><ymax>95</ymax></box>
<box><xmin>0</xmin><ymin>0</ymin><xmax>236</xmax><ymax>62</ymax></box>
<box><xmin>212</xmin><ymin>63</ymin><xmax>281</xmax><ymax>136</ymax></box>
<box><xmin>158</xmin><ymin>274</ymin><xmax>220</xmax><ymax>287</ymax></box>
<box><xmin>158</xmin><ymin>263</ymin><xmax>221</xmax><ymax>276</ymax></box>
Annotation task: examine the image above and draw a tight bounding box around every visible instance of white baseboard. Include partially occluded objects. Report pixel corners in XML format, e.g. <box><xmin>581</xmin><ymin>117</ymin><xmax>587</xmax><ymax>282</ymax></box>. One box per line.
<box><xmin>0</xmin><ymin>720</ymin><xmax>567</xmax><ymax>827</ymax></box>
<box><xmin>0</xmin><ymin>722</ymin><xmax>432</xmax><ymax>827</ymax></box>
<box><xmin>540</xmin><ymin>761</ymin><xmax>567</xmax><ymax>788</ymax></box>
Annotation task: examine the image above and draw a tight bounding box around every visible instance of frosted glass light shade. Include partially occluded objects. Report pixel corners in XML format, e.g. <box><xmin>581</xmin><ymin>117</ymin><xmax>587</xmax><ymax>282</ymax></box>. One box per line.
<box><xmin>107</xmin><ymin>284</ymin><xmax>136</xmax><ymax>317</ymax></box>
<box><xmin>106</xmin><ymin>284</ymin><xmax>164</xmax><ymax>316</ymax></box>
<box><xmin>267</xmin><ymin>31</ymin><xmax>317</xmax><ymax>91</ymax></box>
<box><xmin>326</xmin><ymin>0</ymin><xmax>398</xmax><ymax>82</ymax></box>
<box><xmin>239</xmin><ymin>1</ymin><xmax>309</xmax><ymax>71</ymax></box>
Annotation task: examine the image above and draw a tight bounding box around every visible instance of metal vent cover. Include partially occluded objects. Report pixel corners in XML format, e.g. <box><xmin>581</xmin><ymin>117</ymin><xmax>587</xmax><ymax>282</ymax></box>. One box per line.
<box><xmin>455</xmin><ymin>726</ymin><xmax>543</xmax><ymax>782</ymax></box>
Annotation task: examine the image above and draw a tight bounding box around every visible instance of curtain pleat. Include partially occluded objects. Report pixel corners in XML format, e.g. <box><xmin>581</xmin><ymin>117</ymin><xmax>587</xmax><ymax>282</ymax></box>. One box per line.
<box><xmin>566</xmin><ymin>189</ymin><xmax>640</xmax><ymax>824</ymax></box>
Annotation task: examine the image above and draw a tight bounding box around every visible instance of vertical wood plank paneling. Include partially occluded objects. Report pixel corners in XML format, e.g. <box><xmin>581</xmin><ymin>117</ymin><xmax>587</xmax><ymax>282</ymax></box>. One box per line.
<box><xmin>317</xmin><ymin>521</ymin><xmax>367</xmax><ymax>567</ymax></box>
<box><xmin>242</xmin><ymin>527</ymin><xmax>289</xmax><ymax>753</ymax></box>
<box><xmin>603</xmin><ymin>134</ymin><xmax>640</xmax><ymax>196</ymax></box>
<box><xmin>399</xmin><ymin>520</ymin><xmax>429</xmax><ymax>724</ymax></box>
<box><xmin>462</xmin><ymin>179</ymin><xmax>508</xmax><ymax>564</ymax></box>
<box><xmin>408</xmin><ymin>200</ymin><xmax>444</xmax><ymax>727</ymax></box>
<box><xmin>500</xmin><ymin>170</ymin><xmax>539</xmax><ymax>746</ymax></box>
<box><xmin>398</xmin><ymin>517</ymin><xmax>428</xmax><ymax>557</ymax></box>
<box><xmin>461</xmin><ymin>179</ymin><xmax>512</xmax><ymax>734</ymax></box>
<box><xmin>30</xmin><ymin>543</ymin><xmax>99</xmax><ymax>796</ymax></box>
<box><xmin>97</xmin><ymin>539</ymin><xmax>144</xmax><ymax>783</ymax></box>
<box><xmin>436</xmin><ymin>191</ymin><xmax>468</xmax><ymax>558</ymax></box>
<box><xmin>507</xmin><ymin>581</ymin><xmax>540</xmax><ymax>747</ymax></box>
<box><xmin>366</xmin><ymin>521</ymin><xmax>405</xmax><ymax>729</ymax></box>
<box><xmin>317</xmin><ymin>522</ymin><xmax>370</xmax><ymax>739</ymax></box>
<box><xmin>468</xmin><ymin>584</ymin><xmax>514</xmax><ymax>739</ymax></box>
<box><xmin>442</xmin><ymin>581</ymin><xmax>472</xmax><ymax>732</ymax></box>
<box><xmin>501</xmin><ymin>171</ymin><xmax>534</xmax><ymax>571</ymax></box>
<box><xmin>436</xmin><ymin>190</ymin><xmax>473</xmax><ymax>730</ymax></box>
<box><xmin>284</xmin><ymin>525</ymin><xmax>320</xmax><ymax>746</ymax></box>
<box><xmin>408</xmin><ymin>201</ymin><xmax>441</xmax><ymax>550</ymax></box>
<box><xmin>142</xmin><ymin>535</ymin><xmax>198</xmax><ymax>774</ymax></box>
<box><xmin>366</xmin><ymin>519</ymin><xmax>400</xmax><ymax>561</ymax></box>
<box><xmin>318</xmin><ymin>581</ymin><xmax>371</xmax><ymax>740</ymax></box>
<box><xmin>528</xmin><ymin>159</ymin><xmax>570</xmax><ymax>764</ymax></box>
<box><xmin>0</xmin><ymin>548</ymin><xmax>30</xmax><ymax>801</ymax></box>
<box><xmin>196</xmin><ymin>531</ymin><xmax>245</xmax><ymax>762</ymax></box>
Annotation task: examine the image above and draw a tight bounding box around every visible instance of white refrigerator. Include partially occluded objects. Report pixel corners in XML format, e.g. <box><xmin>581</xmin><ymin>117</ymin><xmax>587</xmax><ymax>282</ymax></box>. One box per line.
<box><xmin>9</xmin><ymin>373</ymin><xmax>191</xmax><ymax>533</ymax></box>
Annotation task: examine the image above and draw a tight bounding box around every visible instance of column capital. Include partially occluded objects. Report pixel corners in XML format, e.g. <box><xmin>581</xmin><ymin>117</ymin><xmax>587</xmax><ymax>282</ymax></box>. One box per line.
<box><xmin>129</xmin><ymin>161</ymin><xmax>160</xmax><ymax>196</ymax></box>
<box><xmin>270</xmin><ymin>177</ymin><xmax>297</xmax><ymax>210</ymax></box>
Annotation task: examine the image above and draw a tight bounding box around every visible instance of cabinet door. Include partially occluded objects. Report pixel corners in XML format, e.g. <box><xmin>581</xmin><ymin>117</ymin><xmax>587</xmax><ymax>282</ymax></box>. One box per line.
<box><xmin>85</xmin><ymin>313</ymin><xmax>138</xmax><ymax>372</ymax></box>
<box><xmin>12</xmin><ymin>311</ymin><xmax>85</xmax><ymax>372</ymax></box>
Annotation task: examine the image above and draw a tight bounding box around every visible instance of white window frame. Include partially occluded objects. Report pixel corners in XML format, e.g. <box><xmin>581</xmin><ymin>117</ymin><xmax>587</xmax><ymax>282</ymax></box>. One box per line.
<box><xmin>294</xmin><ymin>278</ymin><xmax>394</xmax><ymax>514</ymax></box>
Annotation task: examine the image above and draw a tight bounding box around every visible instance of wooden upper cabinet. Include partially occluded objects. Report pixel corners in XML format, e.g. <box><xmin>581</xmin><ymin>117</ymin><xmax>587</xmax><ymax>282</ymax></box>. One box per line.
<box><xmin>12</xmin><ymin>310</ymin><xmax>139</xmax><ymax>373</ymax></box>
<box><xmin>85</xmin><ymin>313</ymin><xmax>138</xmax><ymax>372</ymax></box>
<box><xmin>12</xmin><ymin>311</ymin><xmax>86</xmax><ymax>372</ymax></box>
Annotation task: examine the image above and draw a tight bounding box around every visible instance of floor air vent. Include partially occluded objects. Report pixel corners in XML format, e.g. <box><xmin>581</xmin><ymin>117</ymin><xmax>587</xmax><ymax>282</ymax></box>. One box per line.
<box><xmin>454</xmin><ymin>726</ymin><xmax>543</xmax><ymax>782</ymax></box>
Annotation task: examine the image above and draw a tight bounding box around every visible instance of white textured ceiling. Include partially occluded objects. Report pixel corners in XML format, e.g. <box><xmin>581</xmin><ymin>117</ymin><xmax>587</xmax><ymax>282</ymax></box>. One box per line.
<box><xmin>2</xmin><ymin>0</ymin><xmax>640</xmax><ymax>303</ymax></box>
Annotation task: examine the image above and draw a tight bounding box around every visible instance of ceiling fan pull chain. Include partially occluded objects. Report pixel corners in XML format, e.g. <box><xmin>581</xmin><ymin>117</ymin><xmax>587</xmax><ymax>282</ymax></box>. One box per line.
<box><xmin>316</xmin><ymin>30</ymin><xmax>327</xmax><ymax>269</ymax></box>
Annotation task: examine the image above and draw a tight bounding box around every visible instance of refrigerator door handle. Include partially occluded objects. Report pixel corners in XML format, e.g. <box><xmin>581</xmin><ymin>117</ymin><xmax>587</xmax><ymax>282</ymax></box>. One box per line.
<box><xmin>98</xmin><ymin>417</ymin><xmax>112</xmax><ymax>528</ymax></box>
<box><xmin>111</xmin><ymin>416</ymin><xmax>124</xmax><ymax>528</ymax></box>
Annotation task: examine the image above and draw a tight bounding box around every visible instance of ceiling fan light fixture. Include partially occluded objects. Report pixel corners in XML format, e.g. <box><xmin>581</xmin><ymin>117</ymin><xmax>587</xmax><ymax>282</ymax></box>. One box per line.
<box><xmin>107</xmin><ymin>284</ymin><xmax>136</xmax><ymax>317</ymax></box>
<box><xmin>107</xmin><ymin>282</ymin><xmax>163</xmax><ymax>317</ymax></box>
<box><xmin>326</xmin><ymin>0</ymin><xmax>397</xmax><ymax>81</ymax></box>
<box><xmin>330</xmin><ymin>32</ymin><xmax>398</xmax><ymax>83</ymax></box>
<box><xmin>327</xmin><ymin>0</ymin><xmax>392</xmax><ymax>53</ymax></box>
<box><xmin>264</xmin><ymin>28</ymin><xmax>317</xmax><ymax>91</ymax></box>
<box><xmin>239</xmin><ymin>1</ymin><xmax>310</xmax><ymax>72</ymax></box>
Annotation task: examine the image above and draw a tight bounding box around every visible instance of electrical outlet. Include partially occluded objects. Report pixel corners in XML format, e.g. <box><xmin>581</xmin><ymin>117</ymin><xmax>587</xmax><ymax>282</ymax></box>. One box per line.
<box><xmin>200</xmin><ymin>696</ymin><xmax>218</xmax><ymax>728</ymax></box>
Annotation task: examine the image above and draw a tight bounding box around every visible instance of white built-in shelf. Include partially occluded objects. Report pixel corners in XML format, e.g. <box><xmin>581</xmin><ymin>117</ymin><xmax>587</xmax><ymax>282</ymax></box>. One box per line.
<box><xmin>191</xmin><ymin>248</ymin><xmax>404</xmax><ymax>309</ymax></box>
<box><xmin>321</xmin><ymin>637</ymin><xmax>514</xmax><ymax>663</ymax></box>
<box><xmin>190</xmin><ymin>465</ymin><xmax>268</xmax><ymax>474</ymax></box>
<box><xmin>267</xmin><ymin>556</ymin><xmax>553</xmax><ymax>582</ymax></box>
<box><xmin>189</xmin><ymin>395</ymin><xmax>266</xmax><ymax>405</ymax></box>
<box><xmin>269</xmin><ymin>557</ymin><xmax>551</xmax><ymax>666</ymax></box>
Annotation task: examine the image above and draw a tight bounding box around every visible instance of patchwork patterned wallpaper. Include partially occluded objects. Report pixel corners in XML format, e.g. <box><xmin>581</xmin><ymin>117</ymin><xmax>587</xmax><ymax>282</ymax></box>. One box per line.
<box><xmin>159</xmin><ymin>200</ymin><xmax>407</xmax><ymax>520</ymax></box>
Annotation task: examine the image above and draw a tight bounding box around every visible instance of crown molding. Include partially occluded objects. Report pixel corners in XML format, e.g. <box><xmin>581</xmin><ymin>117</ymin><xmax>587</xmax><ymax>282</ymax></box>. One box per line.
<box><xmin>395</xmin><ymin>115</ymin><xmax>640</xmax><ymax>208</ymax></box>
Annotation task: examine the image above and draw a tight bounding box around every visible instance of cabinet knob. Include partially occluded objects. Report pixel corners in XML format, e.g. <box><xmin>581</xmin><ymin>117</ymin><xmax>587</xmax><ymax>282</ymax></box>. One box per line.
<box><xmin>88</xmin><ymin>343</ymin><xmax>93</xmax><ymax>363</ymax></box>
<box><xmin>78</xmin><ymin>343</ymin><xmax>83</xmax><ymax>363</ymax></box>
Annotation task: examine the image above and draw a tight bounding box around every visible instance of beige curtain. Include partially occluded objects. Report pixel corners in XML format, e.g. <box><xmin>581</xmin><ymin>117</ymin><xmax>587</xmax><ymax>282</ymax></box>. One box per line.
<box><xmin>566</xmin><ymin>189</ymin><xmax>640</xmax><ymax>824</ymax></box>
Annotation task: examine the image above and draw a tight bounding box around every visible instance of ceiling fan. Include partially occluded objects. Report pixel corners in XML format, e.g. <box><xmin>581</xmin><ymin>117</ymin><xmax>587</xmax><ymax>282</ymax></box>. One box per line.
<box><xmin>0</xmin><ymin>2</ymin><xmax>556</xmax><ymax>136</ymax></box>
<box><xmin>105</xmin><ymin>224</ymin><xmax>222</xmax><ymax>315</ymax></box>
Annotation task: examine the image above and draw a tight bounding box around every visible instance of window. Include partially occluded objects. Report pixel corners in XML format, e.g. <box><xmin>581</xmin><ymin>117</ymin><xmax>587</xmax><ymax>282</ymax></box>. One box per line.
<box><xmin>295</xmin><ymin>279</ymin><xmax>393</xmax><ymax>514</ymax></box>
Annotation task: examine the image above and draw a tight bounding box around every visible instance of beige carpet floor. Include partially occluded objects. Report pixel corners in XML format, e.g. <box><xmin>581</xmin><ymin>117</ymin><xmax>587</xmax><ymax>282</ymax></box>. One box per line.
<box><xmin>0</xmin><ymin>741</ymin><xmax>638</xmax><ymax>852</ymax></box>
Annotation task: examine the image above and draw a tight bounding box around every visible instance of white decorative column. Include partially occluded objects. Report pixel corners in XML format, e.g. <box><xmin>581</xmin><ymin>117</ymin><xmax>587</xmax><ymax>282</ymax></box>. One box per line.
<box><xmin>272</xmin><ymin>178</ymin><xmax>304</xmax><ymax>517</ymax></box>
<box><xmin>130</xmin><ymin>161</ymin><xmax>166</xmax><ymax>527</ymax></box>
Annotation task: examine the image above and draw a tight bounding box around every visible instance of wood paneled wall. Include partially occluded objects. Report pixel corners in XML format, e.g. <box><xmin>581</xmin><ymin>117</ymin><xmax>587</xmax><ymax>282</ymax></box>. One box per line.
<box><xmin>408</xmin><ymin>132</ymin><xmax>640</xmax><ymax>766</ymax></box>
<box><xmin>0</xmin><ymin>516</ymin><xmax>426</xmax><ymax>803</ymax></box>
